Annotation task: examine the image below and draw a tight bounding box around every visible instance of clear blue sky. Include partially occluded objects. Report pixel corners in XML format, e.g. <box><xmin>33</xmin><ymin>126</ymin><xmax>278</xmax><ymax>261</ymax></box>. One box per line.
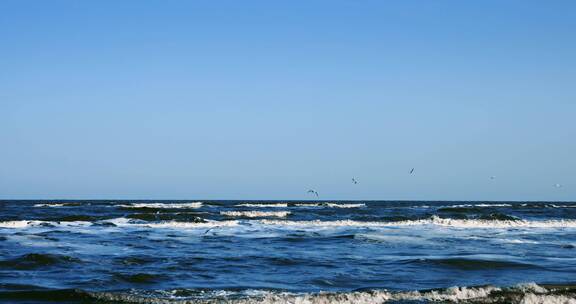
<box><xmin>1</xmin><ymin>1</ymin><xmax>574</xmax><ymax>201</ymax></box>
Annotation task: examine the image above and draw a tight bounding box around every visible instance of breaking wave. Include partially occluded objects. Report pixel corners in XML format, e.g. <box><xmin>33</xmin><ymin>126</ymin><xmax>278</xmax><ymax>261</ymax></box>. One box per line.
<box><xmin>235</xmin><ymin>203</ymin><xmax>288</xmax><ymax>208</ymax></box>
<box><xmin>33</xmin><ymin>203</ymin><xmax>66</xmax><ymax>207</ymax></box>
<box><xmin>105</xmin><ymin>218</ymin><xmax>239</xmax><ymax>229</ymax></box>
<box><xmin>258</xmin><ymin>216</ymin><xmax>576</xmax><ymax>229</ymax></box>
<box><xmin>548</xmin><ymin>204</ymin><xmax>576</xmax><ymax>208</ymax></box>
<box><xmin>294</xmin><ymin>203</ymin><xmax>366</xmax><ymax>208</ymax></box>
<box><xmin>33</xmin><ymin>202</ymin><xmax>82</xmax><ymax>207</ymax></box>
<box><xmin>116</xmin><ymin>202</ymin><xmax>204</xmax><ymax>209</ymax></box>
<box><xmin>3</xmin><ymin>215</ymin><xmax>576</xmax><ymax>230</ymax></box>
<box><xmin>1</xmin><ymin>283</ymin><xmax>574</xmax><ymax>304</ymax></box>
<box><xmin>449</xmin><ymin>204</ymin><xmax>514</xmax><ymax>208</ymax></box>
<box><xmin>0</xmin><ymin>218</ymin><xmax>237</xmax><ymax>230</ymax></box>
<box><xmin>0</xmin><ymin>220</ymin><xmax>92</xmax><ymax>229</ymax></box>
<box><xmin>220</xmin><ymin>211</ymin><xmax>291</xmax><ymax>218</ymax></box>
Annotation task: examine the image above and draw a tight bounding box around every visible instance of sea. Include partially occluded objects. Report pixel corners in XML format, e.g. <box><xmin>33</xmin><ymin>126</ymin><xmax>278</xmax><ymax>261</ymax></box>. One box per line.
<box><xmin>1</xmin><ymin>200</ymin><xmax>576</xmax><ymax>304</ymax></box>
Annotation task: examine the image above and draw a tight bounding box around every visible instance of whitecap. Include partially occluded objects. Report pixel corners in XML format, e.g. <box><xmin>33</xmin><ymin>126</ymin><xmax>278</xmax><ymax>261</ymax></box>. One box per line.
<box><xmin>446</xmin><ymin>203</ymin><xmax>513</xmax><ymax>208</ymax></box>
<box><xmin>33</xmin><ymin>203</ymin><xmax>66</xmax><ymax>207</ymax></box>
<box><xmin>256</xmin><ymin>283</ymin><xmax>564</xmax><ymax>304</ymax></box>
<box><xmin>550</xmin><ymin>204</ymin><xmax>576</xmax><ymax>208</ymax></box>
<box><xmin>257</xmin><ymin>216</ymin><xmax>576</xmax><ymax>229</ymax></box>
<box><xmin>423</xmin><ymin>216</ymin><xmax>576</xmax><ymax>229</ymax></box>
<box><xmin>142</xmin><ymin>220</ymin><xmax>239</xmax><ymax>229</ymax></box>
<box><xmin>294</xmin><ymin>203</ymin><xmax>366</xmax><ymax>208</ymax></box>
<box><xmin>83</xmin><ymin>282</ymin><xmax>576</xmax><ymax>304</ymax></box>
<box><xmin>0</xmin><ymin>220</ymin><xmax>93</xmax><ymax>229</ymax></box>
<box><xmin>257</xmin><ymin>219</ymin><xmax>390</xmax><ymax>227</ymax></box>
<box><xmin>104</xmin><ymin>218</ymin><xmax>239</xmax><ymax>229</ymax></box>
<box><xmin>220</xmin><ymin>211</ymin><xmax>291</xmax><ymax>218</ymax></box>
<box><xmin>0</xmin><ymin>220</ymin><xmax>40</xmax><ymax>228</ymax></box>
<box><xmin>235</xmin><ymin>203</ymin><xmax>288</xmax><ymax>208</ymax></box>
<box><xmin>498</xmin><ymin>239</ymin><xmax>541</xmax><ymax>244</ymax></box>
<box><xmin>116</xmin><ymin>202</ymin><xmax>203</xmax><ymax>209</ymax></box>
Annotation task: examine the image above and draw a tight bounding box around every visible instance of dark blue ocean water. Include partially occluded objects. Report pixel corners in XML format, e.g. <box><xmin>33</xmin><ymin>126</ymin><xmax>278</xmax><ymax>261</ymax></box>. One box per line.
<box><xmin>1</xmin><ymin>200</ymin><xmax>576</xmax><ymax>303</ymax></box>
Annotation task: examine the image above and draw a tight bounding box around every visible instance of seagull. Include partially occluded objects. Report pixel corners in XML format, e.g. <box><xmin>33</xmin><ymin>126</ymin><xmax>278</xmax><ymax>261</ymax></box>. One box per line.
<box><xmin>352</xmin><ymin>178</ymin><xmax>358</xmax><ymax>184</ymax></box>
<box><xmin>409</xmin><ymin>168</ymin><xmax>415</xmax><ymax>174</ymax></box>
<box><xmin>307</xmin><ymin>189</ymin><xmax>319</xmax><ymax>197</ymax></box>
<box><xmin>554</xmin><ymin>184</ymin><xmax>563</xmax><ymax>188</ymax></box>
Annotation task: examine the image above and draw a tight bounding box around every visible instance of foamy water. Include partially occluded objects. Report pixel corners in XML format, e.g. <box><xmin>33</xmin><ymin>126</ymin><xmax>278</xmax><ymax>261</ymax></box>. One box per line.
<box><xmin>116</xmin><ymin>202</ymin><xmax>204</xmax><ymax>209</ymax></box>
<box><xmin>2</xmin><ymin>200</ymin><xmax>576</xmax><ymax>303</ymax></box>
<box><xmin>235</xmin><ymin>203</ymin><xmax>289</xmax><ymax>208</ymax></box>
<box><xmin>220</xmin><ymin>211</ymin><xmax>291</xmax><ymax>218</ymax></box>
<box><xmin>294</xmin><ymin>203</ymin><xmax>366</xmax><ymax>208</ymax></box>
<box><xmin>81</xmin><ymin>283</ymin><xmax>576</xmax><ymax>304</ymax></box>
<box><xmin>258</xmin><ymin>216</ymin><xmax>576</xmax><ymax>229</ymax></box>
<box><xmin>4</xmin><ymin>215</ymin><xmax>576</xmax><ymax>231</ymax></box>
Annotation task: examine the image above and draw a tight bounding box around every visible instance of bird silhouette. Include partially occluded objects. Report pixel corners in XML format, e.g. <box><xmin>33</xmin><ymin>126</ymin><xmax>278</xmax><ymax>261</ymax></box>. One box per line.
<box><xmin>352</xmin><ymin>178</ymin><xmax>358</xmax><ymax>184</ymax></box>
<box><xmin>307</xmin><ymin>189</ymin><xmax>319</xmax><ymax>197</ymax></box>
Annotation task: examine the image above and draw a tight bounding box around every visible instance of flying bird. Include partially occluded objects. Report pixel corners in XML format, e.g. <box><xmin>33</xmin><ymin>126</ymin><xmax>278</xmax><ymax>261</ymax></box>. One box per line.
<box><xmin>490</xmin><ymin>176</ymin><xmax>496</xmax><ymax>180</ymax></box>
<box><xmin>554</xmin><ymin>184</ymin><xmax>563</xmax><ymax>188</ymax></box>
<box><xmin>307</xmin><ymin>189</ymin><xmax>319</xmax><ymax>197</ymax></box>
<box><xmin>409</xmin><ymin>168</ymin><xmax>415</xmax><ymax>174</ymax></box>
<box><xmin>352</xmin><ymin>178</ymin><xmax>358</xmax><ymax>184</ymax></box>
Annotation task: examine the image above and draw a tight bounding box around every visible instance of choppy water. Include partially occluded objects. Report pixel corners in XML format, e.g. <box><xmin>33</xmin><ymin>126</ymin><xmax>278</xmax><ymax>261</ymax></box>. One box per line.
<box><xmin>1</xmin><ymin>200</ymin><xmax>576</xmax><ymax>303</ymax></box>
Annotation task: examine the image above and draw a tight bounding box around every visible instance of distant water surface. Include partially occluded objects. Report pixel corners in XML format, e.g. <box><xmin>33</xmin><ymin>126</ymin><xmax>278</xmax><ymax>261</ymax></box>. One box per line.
<box><xmin>1</xmin><ymin>200</ymin><xmax>576</xmax><ymax>303</ymax></box>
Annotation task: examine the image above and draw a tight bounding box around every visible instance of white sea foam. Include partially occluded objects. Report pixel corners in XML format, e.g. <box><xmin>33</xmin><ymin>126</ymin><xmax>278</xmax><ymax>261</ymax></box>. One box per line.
<box><xmin>0</xmin><ymin>218</ymin><xmax>235</xmax><ymax>230</ymax></box>
<box><xmin>257</xmin><ymin>216</ymin><xmax>576</xmax><ymax>229</ymax></box>
<box><xmin>220</xmin><ymin>211</ymin><xmax>291</xmax><ymax>218</ymax></box>
<box><xmin>104</xmin><ymin>218</ymin><xmax>239</xmax><ymax>229</ymax></box>
<box><xmin>96</xmin><ymin>283</ymin><xmax>571</xmax><ymax>304</ymax></box>
<box><xmin>0</xmin><ymin>220</ymin><xmax>92</xmax><ymax>229</ymax></box>
<box><xmin>294</xmin><ymin>203</ymin><xmax>366</xmax><ymax>208</ymax></box>
<box><xmin>4</xmin><ymin>216</ymin><xmax>576</xmax><ymax>231</ymax></box>
<box><xmin>550</xmin><ymin>204</ymin><xmax>576</xmax><ymax>208</ymax></box>
<box><xmin>258</xmin><ymin>219</ymin><xmax>393</xmax><ymax>227</ymax></box>
<box><xmin>294</xmin><ymin>203</ymin><xmax>323</xmax><ymax>207</ymax></box>
<box><xmin>141</xmin><ymin>220</ymin><xmax>239</xmax><ymax>229</ymax></box>
<box><xmin>116</xmin><ymin>202</ymin><xmax>203</xmax><ymax>209</ymax></box>
<box><xmin>516</xmin><ymin>282</ymin><xmax>549</xmax><ymax>294</ymax></box>
<box><xmin>235</xmin><ymin>203</ymin><xmax>288</xmax><ymax>208</ymax></box>
<box><xmin>0</xmin><ymin>220</ymin><xmax>40</xmax><ymax>228</ymax></box>
<box><xmin>500</xmin><ymin>239</ymin><xmax>541</xmax><ymax>244</ymax></box>
<box><xmin>519</xmin><ymin>294</ymin><xmax>576</xmax><ymax>304</ymax></box>
<box><xmin>396</xmin><ymin>285</ymin><xmax>501</xmax><ymax>302</ymax></box>
<box><xmin>423</xmin><ymin>216</ymin><xmax>576</xmax><ymax>228</ymax></box>
<box><xmin>33</xmin><ymin>202</ymin><xmax>84</xmax><ymax>207</ymax></box>
<box><xmin>252</xmin><ymin>283</ymin><xmax>573</xmax><ymax>304</ymax></box>
<box><xmin>447</xmin><ymin>203</ymin><xmax>513</xmax><ymax>208</ymax></box>
<box><xmin>33</xmin><ymin>203</ymin><xmax>66</xmax><ymax>207</ymax></box>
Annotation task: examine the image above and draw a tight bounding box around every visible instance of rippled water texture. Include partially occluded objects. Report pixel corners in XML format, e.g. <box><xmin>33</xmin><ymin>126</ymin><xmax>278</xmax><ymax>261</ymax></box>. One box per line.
<box><xmin>1</xmin><ymin>200</ymin><xmax>576</xmax><ymax>303</ymax></box>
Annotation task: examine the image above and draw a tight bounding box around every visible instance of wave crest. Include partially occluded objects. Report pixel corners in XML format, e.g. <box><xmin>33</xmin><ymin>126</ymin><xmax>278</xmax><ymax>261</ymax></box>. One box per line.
<box><xmin>294</xmin><ymin>203</ymin><xmax>366</xmax><ymax>208</ymax></box>
<box><xmin>221</xmin><ymin>211</ymin><xmax>291</xmax><ymax>218</ymax></box>
<box><xmin>70</xmin><ymin>283</ymin><xmax>576</xmax><ymax>303</ymax></box>
<box><xmin>0</xmin><ymin>220</ymin><xmax>92</xmax><ymax>229</ymax></box>
<box><xmin>235</xmin><ymin>203</ymin><xmax>288</xmax><ymax>208</ymax></box>
<box><xmin>257</xmin><ymin>216</ymin><xmax>576</xmax><ymax>229</ymax></box>
<box><xmin>105</xmin><ymin>218</ymin><xmax>239</xmax><ymax>229</ymax></box>
<box><xmin>116</xmin><ymin>202</ymin><xmax>203</xmax><ymax>209</ymax></box>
